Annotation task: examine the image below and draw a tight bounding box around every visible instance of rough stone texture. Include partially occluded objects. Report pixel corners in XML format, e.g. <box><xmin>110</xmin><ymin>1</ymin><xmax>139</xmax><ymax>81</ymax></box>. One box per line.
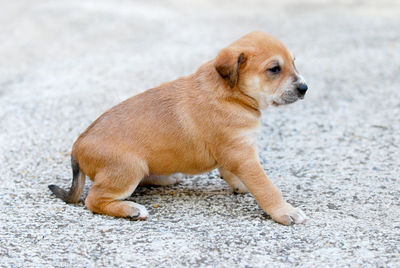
<box><xmin>1</xmin><ymin>0</ymin><xmax>399</xmax><ymax>267</ymax></box>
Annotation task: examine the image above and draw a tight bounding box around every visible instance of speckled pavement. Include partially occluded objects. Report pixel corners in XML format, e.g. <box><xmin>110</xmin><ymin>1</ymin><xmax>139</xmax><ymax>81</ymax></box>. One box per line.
<box><xmin>1</xmin><ymin>0</ymin><xmax>399</xmax><ymax>266</ymax></box>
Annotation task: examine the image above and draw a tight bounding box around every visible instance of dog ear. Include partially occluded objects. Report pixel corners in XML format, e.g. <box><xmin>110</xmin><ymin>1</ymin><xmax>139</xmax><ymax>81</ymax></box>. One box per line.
<box><xmin>214</xmin><ymin>49</ymin><xmax>246</xmax><ymax>88</ymax></box>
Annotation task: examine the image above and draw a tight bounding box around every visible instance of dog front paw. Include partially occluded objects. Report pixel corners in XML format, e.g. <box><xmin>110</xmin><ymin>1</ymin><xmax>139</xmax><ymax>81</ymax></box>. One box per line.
<box><xmin>269</xmin><ymin>203</ymin><xmax>307</xmax><ymax>225</ymax></box>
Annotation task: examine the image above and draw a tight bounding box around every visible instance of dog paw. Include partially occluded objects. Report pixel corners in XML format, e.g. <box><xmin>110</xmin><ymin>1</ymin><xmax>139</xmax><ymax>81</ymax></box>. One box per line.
<box><xmin>168</xmin><ymin>173</ymin><xmax>182</xmax><ymax>184</ymax></box>
<box><xmin>126</xmin><ymin>202</ymin><xmax>149</xmax><ymax>220</ymax></box>
<box><xmin>269</xmin><ymin>203</ymin><xmax>307</xmax><ymax>225</ymax></box>
<box><xmin>219</xmin><ymin>172</ymin><xmax>249</xmax><ymax>193</ymax></box>
<box><xmin>232</xmin><ymin>181</ymin><xmax>249</xmax><ymax>194</ymax></box>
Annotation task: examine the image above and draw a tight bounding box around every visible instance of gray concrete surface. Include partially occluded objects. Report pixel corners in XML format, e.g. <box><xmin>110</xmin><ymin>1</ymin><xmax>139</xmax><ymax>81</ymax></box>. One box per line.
<box><xmin>1</xmin><ymin>0</ymin><xmax>400</xmax><ymax>266</ymax></box>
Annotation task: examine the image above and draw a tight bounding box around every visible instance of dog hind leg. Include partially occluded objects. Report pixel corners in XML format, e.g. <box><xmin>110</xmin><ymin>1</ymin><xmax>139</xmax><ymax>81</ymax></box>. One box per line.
<box><xmin>85</xmin><ymin>158</ymin><xmax>149</xmax><ymax>220</ymax></box>
<box><xmin>219</xmin><ymin>167</ymin><xmax>249</xmax><ymax>193</ymax></box>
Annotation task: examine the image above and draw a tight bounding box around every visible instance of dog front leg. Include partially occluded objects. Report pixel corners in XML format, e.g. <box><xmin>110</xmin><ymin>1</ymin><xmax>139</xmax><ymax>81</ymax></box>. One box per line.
<box><xmin>221</xmin><ymin>149</ymin><xmax>307</xmax><ymax>225</ymax></box>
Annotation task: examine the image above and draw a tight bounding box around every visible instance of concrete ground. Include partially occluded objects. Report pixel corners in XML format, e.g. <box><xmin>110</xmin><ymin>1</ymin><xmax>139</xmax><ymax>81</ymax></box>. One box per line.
<box><xmin>1</xmin><ymin>0</ymin><xmax>399</xmax><ymax>266</ymax></box>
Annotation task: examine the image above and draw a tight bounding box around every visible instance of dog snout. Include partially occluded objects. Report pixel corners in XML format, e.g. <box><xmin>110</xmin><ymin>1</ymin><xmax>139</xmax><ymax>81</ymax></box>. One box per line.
<box><xmin>296</xmin><ymin>83</ymin><xmax>308</xmax><ymax>96</ymax></box>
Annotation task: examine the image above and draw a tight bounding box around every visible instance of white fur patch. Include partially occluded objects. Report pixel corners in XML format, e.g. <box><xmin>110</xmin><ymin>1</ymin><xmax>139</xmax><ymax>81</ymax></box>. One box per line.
<box><xmin>245</xmin><ymin>76</ymin><xmax>260</xmax><ymax>92</ymax></box>
<box><xmin>245</xmin><ymin>76</ymin><xmax>274</xmax><ymax>110</ymax></box>
<box><xmin>256</xmin><ymin>92</ymin><xmax>274</xmax><ymax>109</ymax></box>
<box><xmin>131</xmin><ymin>202</ymin><xmax>149</xmax><ymax>219</ymax></box>
<box><xmin>239</xmin><ymin>123</ymin><xmax>261</xmax><ymax>146</ymax></box>
<box><xmin>297</xmin><ymin>74</ymin><xmax>306</xmax><ymax>84</ymax></box>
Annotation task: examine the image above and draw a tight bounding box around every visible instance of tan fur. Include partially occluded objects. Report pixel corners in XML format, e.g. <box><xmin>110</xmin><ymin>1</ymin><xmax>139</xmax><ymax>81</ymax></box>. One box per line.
<box><xmin>57</xmin><ymin>31</ymin><xmax>308</xmax><ymax>225</ymax></box>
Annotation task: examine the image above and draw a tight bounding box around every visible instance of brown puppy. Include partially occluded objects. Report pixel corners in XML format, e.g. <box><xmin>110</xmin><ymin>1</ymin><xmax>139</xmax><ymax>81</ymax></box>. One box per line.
<box><xmin>49</xmin><ymin>31</ymin><xmax>308</xmax><ymax>225</ymax></box>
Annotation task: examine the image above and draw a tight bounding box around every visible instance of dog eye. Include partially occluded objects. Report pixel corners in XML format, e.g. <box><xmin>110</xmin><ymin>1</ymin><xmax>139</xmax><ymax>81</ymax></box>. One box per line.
<box><xmin>268</xmin><ymin>66</ymin><xmax>281</xmax><ymax>74</ymax></box>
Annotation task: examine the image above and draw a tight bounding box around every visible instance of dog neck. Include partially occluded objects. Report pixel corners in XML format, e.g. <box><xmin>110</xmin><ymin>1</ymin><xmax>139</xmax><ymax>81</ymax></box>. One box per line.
<box><xmin>230</xmin><ymin>88</ymin><xmax>261</xmax><ymax>113</ymax></box>
<box><xmin>193</xmin><ymin>61</ymin><xmax>262</xmax><ymax>116</ymax></box>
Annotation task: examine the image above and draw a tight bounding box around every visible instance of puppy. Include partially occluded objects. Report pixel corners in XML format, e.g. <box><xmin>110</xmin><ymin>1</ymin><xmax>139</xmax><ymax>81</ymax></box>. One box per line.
<box><xmin>49</xmin><ymin>31</ymin><xmax>308</xmax><ymax>225</ymax></box>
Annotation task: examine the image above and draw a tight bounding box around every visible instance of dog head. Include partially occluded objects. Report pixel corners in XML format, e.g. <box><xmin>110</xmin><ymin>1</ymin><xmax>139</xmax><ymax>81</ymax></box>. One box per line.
<box><xmin>214</xmin><ymin>31</ymin><xmax>307</xmax><ymax>109</ymax></box>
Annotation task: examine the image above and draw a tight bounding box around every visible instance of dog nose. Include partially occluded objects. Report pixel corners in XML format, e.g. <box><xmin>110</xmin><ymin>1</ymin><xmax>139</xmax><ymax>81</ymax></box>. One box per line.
<box><xmin>297</xmin><ymin>83</ymin><xmax>308</xmax><ymax>95</ymax></box>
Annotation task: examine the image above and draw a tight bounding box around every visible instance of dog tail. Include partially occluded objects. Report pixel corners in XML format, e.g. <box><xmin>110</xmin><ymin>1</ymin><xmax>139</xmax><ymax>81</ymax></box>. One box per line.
<box><xmin>48</xmin><ymin>155</ymin><xmax>86</xmax><ymax>204</ymax></box>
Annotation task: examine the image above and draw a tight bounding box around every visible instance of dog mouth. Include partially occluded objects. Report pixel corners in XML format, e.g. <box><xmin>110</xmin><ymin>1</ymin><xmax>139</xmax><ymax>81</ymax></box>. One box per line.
<box><xmin>273</xmin><ymin>91</ymin><xmax>300</xmax><ymax>106</ymax></box>
<box><xmin>272</xmin><ymin>86</ymin><xmax>305</xmax><ymax>106</ymax></box>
